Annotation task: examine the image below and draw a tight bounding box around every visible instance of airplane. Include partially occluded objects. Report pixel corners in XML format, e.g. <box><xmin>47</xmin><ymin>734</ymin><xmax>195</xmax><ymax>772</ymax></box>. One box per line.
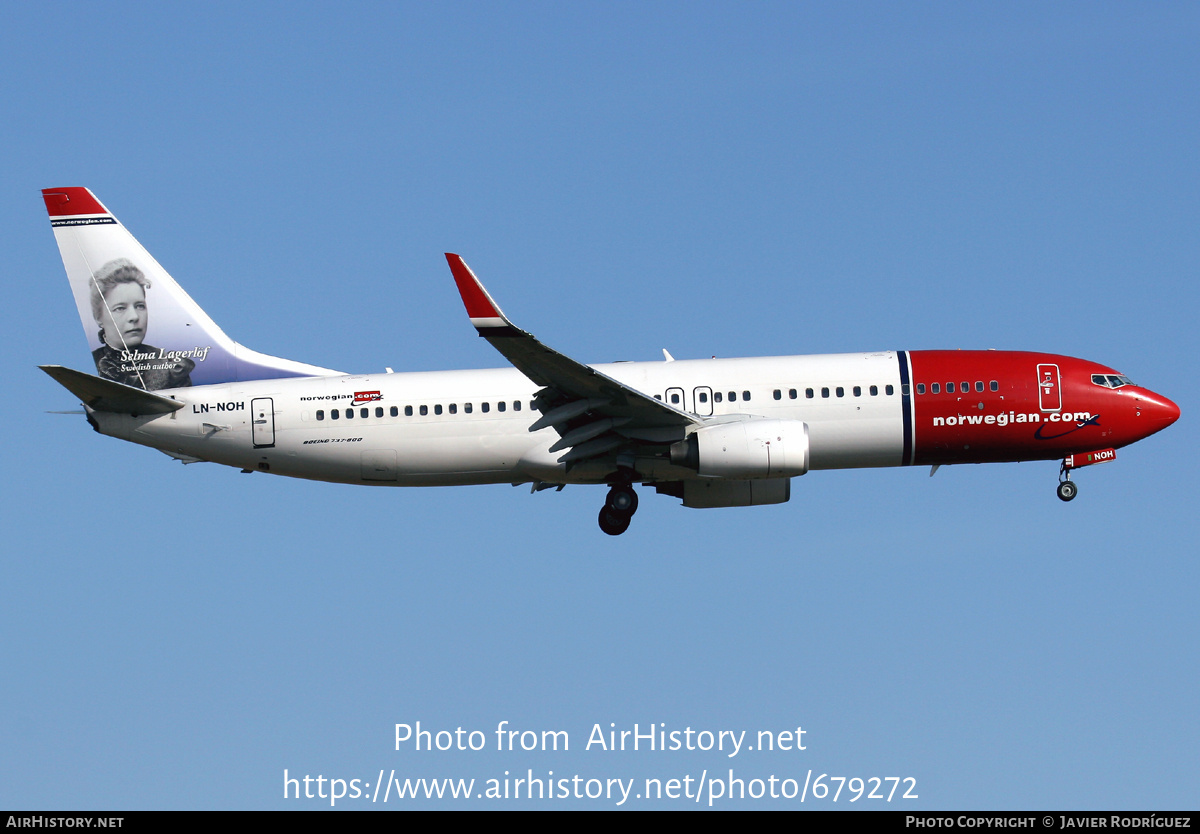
<box><xmin>40</xmin><ymin>187</ymin><xmax>1180</xmax><ymax>535</ymax></box>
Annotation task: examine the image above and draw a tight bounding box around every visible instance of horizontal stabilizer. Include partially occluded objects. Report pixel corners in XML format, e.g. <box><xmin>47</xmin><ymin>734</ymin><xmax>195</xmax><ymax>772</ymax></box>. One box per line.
<box><xmin>40</xmin><ymin>365</ymin><xmax>185</xmax><ymax>415</ymax></box>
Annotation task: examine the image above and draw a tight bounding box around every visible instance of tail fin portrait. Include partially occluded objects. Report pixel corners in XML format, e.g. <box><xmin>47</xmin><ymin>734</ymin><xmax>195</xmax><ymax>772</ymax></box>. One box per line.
<box><xmin>42</xmin><ymin>187</ymin><xmax>339</xmax><ymax>390</ymax></box>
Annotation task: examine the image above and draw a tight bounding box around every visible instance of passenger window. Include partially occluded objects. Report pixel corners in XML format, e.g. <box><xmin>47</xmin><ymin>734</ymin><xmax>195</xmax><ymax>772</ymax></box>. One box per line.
<box><xmin>390</xmin><ymin>406</ymin><xmax>398</xmax><ymax>417</ymax></box>
<box><xmin>331</xmin><ymin>409</ymin><xmax>340</xmax><ymax>420</ymax></box>
<box><xmin>465</xmin><ymin>403</ymin><xmax>473</xmax><ymax>414</ymax></box>
<box><xmin>947</xmin><ymin>382</ymin><xmax>955</xmax><ymax>393</ymax></box>
<box><xmin>316</xmin><ymin>410</ymin><xmax>324</xmax><ymax>421</ymax></box>
<box><xmin>773</xmin><ymin>389</ymin><xmax>781</xmax><ymax>400</ymax></box>
<box><xmin>836</xmin><ymin>387</ymin><xmax>844</xmax><ymax>397</ymax></box>
<box><xmin>821</xmin><ymin>387</ymin><xmax>830</xmax><ymax>398</ymax></box>
<box><xmin>990</xmin><ymin>381</ymin><xmax>999</xmax><ymax>391</ymax></box>
<box><xmin>806</xmin><ymin>388</ymin><xmax>814</xmax><ymax>399</ymax></box>
<box><xmin>887</xmin><ymin>385</ymin><xmax>894</xmax><ymax>395</ymax></box>
<box><xmin>654</xmin><ymin>394</ymin><xmax>662</xmax><ymax>401</ymax></box>
<box><xmin>931</xmin><ymin>383</ymin><xmax>940</xmax><ymax>394</ymax></box>
<box><xmin>482</xmin><ymin>402</ymin><xmax>490</xmax><ymax>413</ymax></box>
<box><xmin>961</xmin><ymin>381</ymin><xmax>969</xmax><ymax>392</ymax></box>
<box><xmin>869</xmin><ymin>385</ymin><xmax>878</xmax><ymax>396</ymax></box>
<box><xmin>789</xmin><ymin>389</ymin><xmax>797</xmax><ymax>399</ymax></box>
<box><xmin>714</xmin><ymin>392</ymin><xmax>723</xmax><ymax>403</ymax></box>
<box><xmin>916</xmin><ymin>384</ymin><xmax>925</xmax><ymax>395</ymax></box>
<box><xmin>345</xmin><ymin>408</ymin><xmax>354</xmax><ymax>419</ymax></box>
<box><xmin>405</xmin><ymin>405</ymin><xmax>413</xmax><ymax>416</ymax></box>
<box><xmin>743</xmin><ymin>391</ymin><xmax>751</xmax><ymax>401</ymax></box>
<box><xmin>375</xmin><ymin>407</ymin><xmax>383</xmax><ymax>417</ymax></box>
<box><xmin>853</xmin><ymin>386</ymin><xmax>861</xmax><ymax>397</ymax></box>
<box><xmin>360</xmin><ymin>408</ymin><xmax>369</xmax><ymax>418</ymax></box>
<box><xmin>498</xmin><ymin>401</ymin><xmax>506</xmax><ymax>412</ymax></box>
<box><xmin>976</xmin><ymin>381</ymin><xmax>984</xmax><ymax>392</ymax></box>
<box><xmin>728</xmin><ymin>391</ymin><xmax>736</xmax><ymax>402</ymax></box>
<box><xmin>670</xmin><ymin>392</ymin><xmax>680</xmax><ymax>404</ymax></box>
<box><xmin>513</xmin><ymin>401</ymin><xmax>521</xmax><ymax>411</ymax></box>
<box><xmin>449</xmin><ymin>403</ymin><xmax>457</xmax><ymax>415</ymax></box>
<box><xmin>434</xmin><ymin>404</ymin><xmax>443</xmax><ymax>415</ymax></box>
<box><xmin>698</xmin><ymin>392</ymin><xmax>708</xmax><ymax>403</ymax></box>
<box><xmin>419</xmin><ymin>405</ymin><xmax>428</xmax><ymax>416</ymax></box>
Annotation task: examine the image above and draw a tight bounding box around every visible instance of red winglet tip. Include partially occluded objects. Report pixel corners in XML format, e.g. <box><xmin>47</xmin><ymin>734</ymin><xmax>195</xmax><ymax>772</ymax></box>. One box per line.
<box><xmin>446</xmin><ymin>254</ymin><xmax>501</xmax><ymax>320</ymax></box>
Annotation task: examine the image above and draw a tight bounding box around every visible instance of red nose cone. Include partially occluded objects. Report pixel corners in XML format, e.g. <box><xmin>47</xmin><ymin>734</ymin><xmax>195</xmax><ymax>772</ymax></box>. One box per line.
<box><xmin>1143</xmin><ymin>390</ymin><xmax>1180</xmax><ymax>433</ymax></box>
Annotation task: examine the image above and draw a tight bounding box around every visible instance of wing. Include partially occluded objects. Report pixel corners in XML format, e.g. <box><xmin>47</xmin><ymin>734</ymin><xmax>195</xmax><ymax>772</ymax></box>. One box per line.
<box><xmin>445</xmin><ymin>254</ymin><xmax>699</xmax><ymax>466</ymax></box>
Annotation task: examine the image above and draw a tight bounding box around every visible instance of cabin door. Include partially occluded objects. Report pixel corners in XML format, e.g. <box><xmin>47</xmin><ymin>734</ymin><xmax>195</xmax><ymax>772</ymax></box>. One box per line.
<box><xmin>251</xmin><ymin>397</ymin><xmax>276</xmax><ymax>448</ymax></box>
<box><xmin>1037</xmin><ymin>364</ymin><xmax>1061</xmax><ymax>412</ymax></box>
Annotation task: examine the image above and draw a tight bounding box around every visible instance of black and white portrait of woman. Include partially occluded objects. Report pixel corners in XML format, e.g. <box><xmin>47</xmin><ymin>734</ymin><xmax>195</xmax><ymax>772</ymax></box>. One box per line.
<box><xmin>90</xmin><ymin>258</ymin><xmax>194</xmax><ymax>389</ymax></box>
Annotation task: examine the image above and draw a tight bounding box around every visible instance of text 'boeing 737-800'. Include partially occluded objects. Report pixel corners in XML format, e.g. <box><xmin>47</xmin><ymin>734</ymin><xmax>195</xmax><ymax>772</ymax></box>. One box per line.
<box><xmin>41</xmin><ymin>187</ymin><xmax>1179</xmax><ymax>535</ymax></box>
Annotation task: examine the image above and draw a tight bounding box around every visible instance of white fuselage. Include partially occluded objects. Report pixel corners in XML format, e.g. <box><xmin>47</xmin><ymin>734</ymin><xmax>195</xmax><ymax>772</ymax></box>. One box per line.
<box><xmin>94</xmin><ymin>351</ymin><xmax>907</xmax><ymax>486</ymax></box>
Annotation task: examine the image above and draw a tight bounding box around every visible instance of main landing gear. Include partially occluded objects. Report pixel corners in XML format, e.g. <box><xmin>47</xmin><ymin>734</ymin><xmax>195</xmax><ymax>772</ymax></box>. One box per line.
<box><xmin>1056</xmin><ymin>462</ymin><xmax>1078</xmax><ymax>502</ymax></box>
<box><xmin>598</xmin><ymin>483</ymin><xmax>639</xmax><ymax>536</ymax></box>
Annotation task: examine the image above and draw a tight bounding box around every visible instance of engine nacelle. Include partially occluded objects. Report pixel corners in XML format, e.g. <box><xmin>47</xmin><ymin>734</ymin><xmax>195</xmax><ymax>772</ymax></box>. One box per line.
<box><xmin>682</xmin><ymin>477</ymin><xmax>791</xmax><ymax>508</ymax></box>
<box><xmin>670</xmin><ymin>419</ymin><xmax>810</xmax><ymax>479</ymax></box>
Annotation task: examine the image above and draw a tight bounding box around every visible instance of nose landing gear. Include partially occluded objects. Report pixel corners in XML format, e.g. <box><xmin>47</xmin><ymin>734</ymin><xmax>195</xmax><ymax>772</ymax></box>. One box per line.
<box><xmin>598</xmin><ymin>483</ymin><xmax>639</xmax><ymax>535</ymax></box>
<box><xmin>1057</xmin><ymin>459</ymin><xmax>1078</xmax><ymax>502</ymax></box>
<box><xmin>1056</xmin><ymin>453</ymin><xmax>1084</xmax><ymax>499</ymax></box>
<box><xmin>1056</xmin><ymin>477</ymin><xmax>1078</xmax><ymax>502</ymax></box>
<box><xmin>1056</xmin><ymin>448</ymin><xmax>1116</xmax><ymax>502</ymax></box>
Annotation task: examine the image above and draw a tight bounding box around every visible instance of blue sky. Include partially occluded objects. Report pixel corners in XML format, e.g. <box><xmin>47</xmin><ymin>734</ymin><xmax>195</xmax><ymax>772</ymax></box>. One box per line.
<box><xmin>2</xmin><ymin>2</ymin><xmax>1197</xmax><ymax>809</ymax></box>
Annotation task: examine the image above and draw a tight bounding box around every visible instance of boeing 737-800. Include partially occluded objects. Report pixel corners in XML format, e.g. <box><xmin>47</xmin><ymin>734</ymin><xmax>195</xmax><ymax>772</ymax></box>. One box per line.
<box><xmin>41</xmin><ymin>187</ymin><xmax>1180</xmax><ymax>535</ymax></box>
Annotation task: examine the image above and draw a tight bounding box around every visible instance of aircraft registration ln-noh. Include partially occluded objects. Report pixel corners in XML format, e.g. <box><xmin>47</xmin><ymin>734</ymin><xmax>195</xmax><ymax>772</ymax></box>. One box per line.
<box><xmin>41</xmin><ymin>187</ymin><xmax>1180</xmax><ymax>535</ymax></box>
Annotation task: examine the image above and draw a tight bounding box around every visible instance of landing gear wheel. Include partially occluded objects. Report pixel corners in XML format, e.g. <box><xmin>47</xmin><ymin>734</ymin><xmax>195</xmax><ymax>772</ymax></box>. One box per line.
<box><xmin>605</xmin><ymin>485</ymin><xmax>638</xmax><ymax>515</ymax></box>
<box><xmin>598</xmin><ymin>506</ymin><xmax>632</xmax><ymax>536</ymax></box>
<box><xmin>1056</xmin><ymin>480</ymin><xmax>1078</xmax><ymax>502</ymax></box>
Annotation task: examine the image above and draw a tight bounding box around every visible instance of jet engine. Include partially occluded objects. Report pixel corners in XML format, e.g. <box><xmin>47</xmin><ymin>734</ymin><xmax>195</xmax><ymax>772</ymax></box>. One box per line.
<box><xmin>670</xmin><ymin>419</ymin><xmax>810</xmax><ymax>479</ymax></box>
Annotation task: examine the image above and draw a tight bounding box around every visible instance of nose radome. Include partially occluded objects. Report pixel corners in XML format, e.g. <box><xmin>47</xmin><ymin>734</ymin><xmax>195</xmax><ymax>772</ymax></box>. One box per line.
<box><xmin>1143</xmin><ymin>390</ymin><xmax>1180</xmax><ymax>429</ymax></box>
<box><xmin>1159</xmin><ymin>394</ymin><xmax>1181</xmax><ymax>425</ymax></box>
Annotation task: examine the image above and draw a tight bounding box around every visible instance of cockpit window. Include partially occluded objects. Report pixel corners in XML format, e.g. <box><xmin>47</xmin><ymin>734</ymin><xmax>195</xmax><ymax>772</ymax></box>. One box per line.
<box><xmin>1091</xmin><ymin>373</ymin><xmax>1134</xmax><ymax>389</ymax></box>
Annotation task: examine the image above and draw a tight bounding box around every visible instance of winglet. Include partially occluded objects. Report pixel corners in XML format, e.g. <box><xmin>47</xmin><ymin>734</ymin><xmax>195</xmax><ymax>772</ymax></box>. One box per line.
<box><xmin>445</xmin><ymin>254</ymin><xmax>516</xmax><ymax>334</ymax></box>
